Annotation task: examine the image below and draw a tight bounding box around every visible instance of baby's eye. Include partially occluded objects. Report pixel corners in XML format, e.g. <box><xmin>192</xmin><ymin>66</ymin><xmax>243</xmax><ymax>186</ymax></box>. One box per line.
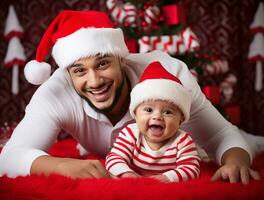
<box><xmin>143</xmin><ymin>107</ymin><xmax>153</xmax><ymax>113</ymax></box>
<box><xmin>163</xmin><ymin>110</ymin><xmax>173</xmax><ymax>115</ymax></box>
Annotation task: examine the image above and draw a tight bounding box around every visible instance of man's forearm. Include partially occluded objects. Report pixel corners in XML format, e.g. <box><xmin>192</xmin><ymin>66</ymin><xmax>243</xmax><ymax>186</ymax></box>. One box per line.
<box><xmin>221</xmin><ymin>147</ymin><xmax>251</xmax><ymax>166</ymax></box>
<box><xmin>30</xmin><ymin>155</ymin><xmax>68</xmax><ymax>176</ymax></box>
<box><xmin>211</xmin><ymin>147</ymin><xmax>260</xmax><ymax>184</ymax></box>
<box><xmin>30</xmin><ymin>155</ymin><xmax>110</xmax><ymax>179</ymax></box>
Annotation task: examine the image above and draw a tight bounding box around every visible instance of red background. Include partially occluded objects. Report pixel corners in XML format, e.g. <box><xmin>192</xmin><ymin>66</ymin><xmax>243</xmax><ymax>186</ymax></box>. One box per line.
<box><xmin>0</xmin><ymin>0</ymin><xmax>263</xmax><ymax>135</ymax></box>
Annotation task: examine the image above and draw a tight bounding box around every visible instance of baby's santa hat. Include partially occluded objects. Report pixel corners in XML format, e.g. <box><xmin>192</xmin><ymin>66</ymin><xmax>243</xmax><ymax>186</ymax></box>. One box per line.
<box><xmin>24</xmin><ymin>10</ymin><xmax>129</xmax><ymax>85</ymax></box>
<box><xmin>129</xmin><ymin>61</ymin><xmax>192</xmax><ymax>123</ymax></box>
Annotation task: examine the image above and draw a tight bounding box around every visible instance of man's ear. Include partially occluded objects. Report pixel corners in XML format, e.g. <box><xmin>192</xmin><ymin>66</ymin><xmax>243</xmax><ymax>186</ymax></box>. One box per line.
<box><xmin>118</xmin><ymin>57</ymin><xmax>124</xmax><ymax>65</ymax></box>
<box><xmin>120</xmin><ymin>57</ymin><xmax>132</xmax><ymax>67</ymax></box>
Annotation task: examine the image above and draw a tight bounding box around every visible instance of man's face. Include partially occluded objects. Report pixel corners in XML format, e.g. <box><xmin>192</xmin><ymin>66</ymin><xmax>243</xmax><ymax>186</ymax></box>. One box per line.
<box><xmin>68</xmin><ymin>54</ymin><xmax>124</xmax><ymax>112</ymax></box>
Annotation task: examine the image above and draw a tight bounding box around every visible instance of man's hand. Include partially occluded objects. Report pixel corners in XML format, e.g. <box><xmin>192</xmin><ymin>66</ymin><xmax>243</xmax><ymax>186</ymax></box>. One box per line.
<box><xmin>211</xmin><ymin>147</ymin><xmax>261</xmax><ymax>184</ymax></box>
<box><xmin>31</xmin><ymin>155</ymin><xmax>110</xmax><ymax>179</ymax></box>
<box><xmin>56</xmin><ymin>158</ymin><xmax>110</xmax><ymax>179</ymax></box>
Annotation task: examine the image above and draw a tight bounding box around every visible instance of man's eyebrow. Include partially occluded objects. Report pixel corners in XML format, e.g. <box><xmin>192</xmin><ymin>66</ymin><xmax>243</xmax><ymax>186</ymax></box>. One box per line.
<box><xmin>95</xmin><ymin>54</ymin><xmax>111</xmax><ymax>60</ymax></box>
<box><xmin>69</xmin><ymin>63</ymin><xmax>82</xmax><ymax>69</ymax></box>
<box><xmin>69</xmin><ymin>54</ymin><xmax>111</xmax><ymax>68</ymax></box>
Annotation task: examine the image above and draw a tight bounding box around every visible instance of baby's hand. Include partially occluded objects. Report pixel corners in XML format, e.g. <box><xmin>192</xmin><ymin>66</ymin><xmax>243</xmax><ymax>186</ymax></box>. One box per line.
<box><xmin>149</xmin><ymin>174</ymin><xmax>170</xmax><ymax>183</ymax></box>
<box><xmin>120</xmin><ymin>172</ymin><xmax>140</xmax><ymax>178</ymax></box>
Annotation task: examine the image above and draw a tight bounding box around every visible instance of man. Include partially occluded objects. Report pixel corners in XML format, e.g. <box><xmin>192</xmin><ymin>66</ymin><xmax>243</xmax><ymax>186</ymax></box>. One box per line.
<box><xmin>0</xmin><ymin>10</ymin><xmax>261</xmax><ymax>184</ymax></box>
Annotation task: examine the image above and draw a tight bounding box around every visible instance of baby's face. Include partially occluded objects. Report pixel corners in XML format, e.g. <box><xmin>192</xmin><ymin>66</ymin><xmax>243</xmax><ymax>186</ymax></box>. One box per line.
<box><xmin>134</xmin><ymin>100</ymin><xmax>182</xmax><ymax>150</ymax></box>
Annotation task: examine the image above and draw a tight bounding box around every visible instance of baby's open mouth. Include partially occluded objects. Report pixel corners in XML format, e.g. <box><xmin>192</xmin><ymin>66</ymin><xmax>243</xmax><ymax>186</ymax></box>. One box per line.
<box><xmin>149</xmin><ymin>124</ymin><xmax>164</xmax><ymax>137</ymax></box>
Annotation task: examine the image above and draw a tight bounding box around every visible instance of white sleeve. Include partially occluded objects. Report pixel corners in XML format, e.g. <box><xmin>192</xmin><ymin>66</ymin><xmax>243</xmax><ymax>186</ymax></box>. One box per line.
<box><xmin>142</xmin><ymin>51</ymin><xmax>252</xmax><ymax>165</ymax></box>
<box><xmin>0</xmin><ymin>88</ymin><xmax>62</xmax><ymax>177</ymax></box>
<box><xmin>171</xmin><ymin>56</ymin><xmax>253</xmax><ymax>165</ymax></box>
<box><xmin>185</xmin><ymin>88</ymin><xmax>253</xmax><ymax>164</ymax></box>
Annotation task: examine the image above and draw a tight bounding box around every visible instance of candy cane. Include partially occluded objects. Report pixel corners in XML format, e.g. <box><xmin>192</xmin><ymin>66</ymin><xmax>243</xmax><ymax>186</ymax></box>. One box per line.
<box><xmin>123</xmin><ymin>3</ymin><xmax>137</xmax><ymax>27</ymax></box>
<box><xmin>138</xmin><ymin>36</ymin><xmax>151</xmax><ymax>53</ymax></box>
<box><xmin>144</xmin><ymin>6</ymin><xmax>160</xmax><ymax>25</ymax></box>
<box><xmin>138</xmin><ymin>32</ymin><xmax>197</xmax><ymax>55</ymax></box>
<box><xmin>205</xmin><ymin>60</ymin><xmax>229</xmax><ymax>75</ymax></box>
<box><xmin>106</xmin><ymin>0</ymin><xmax>136</xmax><ymax>27</ymax></box>
<box><xmin>220</xmin><ymin>73</ymin><xmax>237</xmax><ymax>102</ymax></box>
<box><xmin>182</xmin><ymin>27</ymin><xmax>199</xmax><ymax>52</ymax></box>
<box><xmin>106</xmin><ymin>0</ymin><xmax>124</xmax><ymax>22</ymax></box>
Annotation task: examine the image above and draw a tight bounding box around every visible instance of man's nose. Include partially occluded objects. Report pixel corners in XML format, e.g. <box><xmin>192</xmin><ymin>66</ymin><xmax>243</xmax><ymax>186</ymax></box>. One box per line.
<box><xmin>86</xmin><ymin>71</ymin><xmax>103</xmax><ymax>88</ymax></box>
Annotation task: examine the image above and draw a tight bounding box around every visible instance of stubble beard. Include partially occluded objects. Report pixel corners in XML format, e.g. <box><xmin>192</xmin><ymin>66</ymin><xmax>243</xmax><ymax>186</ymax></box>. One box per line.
<box><xmin>81</xmin><ymin>73</ymin><xmax>126</xmax><ymax>114</ymax></box>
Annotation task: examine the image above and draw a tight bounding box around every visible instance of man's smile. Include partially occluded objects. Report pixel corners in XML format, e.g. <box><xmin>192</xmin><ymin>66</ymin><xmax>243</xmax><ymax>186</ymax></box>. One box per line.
<box><xmin>85</xmin><ymin>82</ymin><xmax>113</xmax><ymax>102</ymax></box>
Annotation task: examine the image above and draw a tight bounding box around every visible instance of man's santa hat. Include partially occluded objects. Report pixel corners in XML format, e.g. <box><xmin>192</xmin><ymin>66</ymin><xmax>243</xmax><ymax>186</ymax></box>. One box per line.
<box><xmin>129</xmin><ymin>61</ymin><xmax>192</xmax><ymax>123</ymax></box>
<box><xmin>24</xmin><ymin>10</ymin><xmax>129</xmax><ymax>85</ymax></box>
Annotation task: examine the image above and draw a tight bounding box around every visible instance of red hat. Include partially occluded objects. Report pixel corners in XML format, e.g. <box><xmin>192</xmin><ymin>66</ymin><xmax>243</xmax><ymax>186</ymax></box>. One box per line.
<box><xmin>24</xmin><ymin>10</ymin><xmax>129</xmax><ymax>85</ymax></box>
<box><xmin>129</xmin><ymin>61</ymin><xmax>192</xmax><ymax>123</ymax></box>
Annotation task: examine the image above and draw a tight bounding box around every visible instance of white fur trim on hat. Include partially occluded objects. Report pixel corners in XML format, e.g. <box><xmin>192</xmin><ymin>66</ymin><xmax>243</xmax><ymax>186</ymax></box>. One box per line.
<box><xmin>52</xmin><ymin>27</ymin><xmax>129</xmax><ymax>68</ymax></box>
<box><xmin>129</xmin><ymin>79</ymin><xmax>192</xmax><ymax>123</ymax></box>
<box><xmin>24</xmin><ymin>60</ymin><xmax>51</xmax><ymax>85</ymax></box>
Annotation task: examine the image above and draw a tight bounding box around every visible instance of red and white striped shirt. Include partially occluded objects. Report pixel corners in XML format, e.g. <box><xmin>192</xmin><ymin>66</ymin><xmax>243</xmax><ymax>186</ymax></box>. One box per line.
<box><xmin>106</xmin><ymin>123</ymin><xmax>200</xmax><ymax>182</ymax></box>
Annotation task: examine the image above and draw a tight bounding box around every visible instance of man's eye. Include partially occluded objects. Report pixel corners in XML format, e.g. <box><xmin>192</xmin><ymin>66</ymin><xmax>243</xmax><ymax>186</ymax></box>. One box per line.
<box><xmin>75</xmin><ymin>68</ymin><xmax>82</xmax><ymax>73</ymax></box>
<box><xmin>98</xmin><ymin>60</ymin><xmax>110</xmax><ymax>69</ymax></box>
<box><xmin>73</xmin><ymin>68</ymin><xmax>84</xmax><ymax>73</ymax></box>
<box><xmin>71</xmin><ymin>68</ymin><xmax>86</xmax><ymax>77</ymax></box>
<box><xmin>144</xmin><ymin>107</ymin><xmax>152</xmax><ymax>112</ymax></box>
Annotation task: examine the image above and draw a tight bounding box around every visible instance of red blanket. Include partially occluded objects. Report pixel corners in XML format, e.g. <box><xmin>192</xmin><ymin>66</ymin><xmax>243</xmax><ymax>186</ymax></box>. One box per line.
<box><xmin>1</xmin><ymin>138</ymin><xmax>264</xmax><ymax>199</ymax></box>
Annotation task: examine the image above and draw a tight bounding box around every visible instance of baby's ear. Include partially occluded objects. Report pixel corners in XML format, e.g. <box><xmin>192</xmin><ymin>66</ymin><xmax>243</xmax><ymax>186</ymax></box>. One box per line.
<box><xmin>180</xmin><ymin>119</ymin><xmax>183</xmax><ymax>124</ymax></box>
<box><xmin>180</xmin><ymin>113</ymin><xmax>184</xmax><ymax>124</ymax></box>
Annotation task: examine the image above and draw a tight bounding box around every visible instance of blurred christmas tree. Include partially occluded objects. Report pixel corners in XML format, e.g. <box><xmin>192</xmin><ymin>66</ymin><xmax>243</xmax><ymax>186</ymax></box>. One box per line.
<box><xmin>106</xmin><ymin>0</ymin><xmax>241</xmax><ymax>125</ymax></box>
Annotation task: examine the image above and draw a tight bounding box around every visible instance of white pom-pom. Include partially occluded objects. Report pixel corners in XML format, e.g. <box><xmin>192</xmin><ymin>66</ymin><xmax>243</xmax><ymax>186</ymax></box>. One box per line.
<box><xmin>24</xmin><ymin>60</ymin><xmax>51</xmax><ymax>85</ymax></box>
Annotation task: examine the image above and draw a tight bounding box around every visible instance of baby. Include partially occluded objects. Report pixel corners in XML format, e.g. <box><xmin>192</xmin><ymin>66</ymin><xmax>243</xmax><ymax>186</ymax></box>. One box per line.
<box><xmin>106</xmin><ymin>61</ymin><xmax>200</xmax><ymax>182</ymax></box>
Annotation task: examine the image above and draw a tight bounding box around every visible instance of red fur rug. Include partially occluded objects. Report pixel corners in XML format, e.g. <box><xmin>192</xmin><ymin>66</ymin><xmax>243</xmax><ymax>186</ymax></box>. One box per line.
<box><xmin>0</xmin><ymin>138</ymin><xmax>264</xmax><ymax>200</ymax></box>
